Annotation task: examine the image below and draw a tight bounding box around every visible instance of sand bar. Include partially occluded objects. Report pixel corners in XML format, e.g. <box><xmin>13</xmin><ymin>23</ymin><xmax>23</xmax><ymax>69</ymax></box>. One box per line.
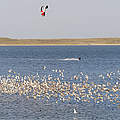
<box><xmin>0</xmin><ymin>38</ymin><xmax>120</xmax><ymax>46</ymax></box>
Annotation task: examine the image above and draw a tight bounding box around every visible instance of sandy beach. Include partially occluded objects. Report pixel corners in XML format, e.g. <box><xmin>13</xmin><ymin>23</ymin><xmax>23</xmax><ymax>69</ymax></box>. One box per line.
<box><xmin>0</xmin><ymin>38</ymin><xmax>120</xmax><ymax>46</ymax></box>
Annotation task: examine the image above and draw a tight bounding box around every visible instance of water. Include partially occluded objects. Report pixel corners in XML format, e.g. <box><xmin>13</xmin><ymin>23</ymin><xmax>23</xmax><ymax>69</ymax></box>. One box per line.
<box><xmin>0</xmin><ymin>46</ymin><xmax>120</xmax><ymax>120</ymax></box>
<box><xmin>1</xmin><ymin>46</ymin><xmax>120</xmax><ymax>75</ymax></box>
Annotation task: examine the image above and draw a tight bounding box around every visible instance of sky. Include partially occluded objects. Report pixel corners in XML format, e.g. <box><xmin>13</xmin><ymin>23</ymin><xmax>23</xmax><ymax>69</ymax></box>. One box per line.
<box><xmin>0</xmin><ymin>0</ymin><xmax>120</xmax><ymax>39</ymax></box>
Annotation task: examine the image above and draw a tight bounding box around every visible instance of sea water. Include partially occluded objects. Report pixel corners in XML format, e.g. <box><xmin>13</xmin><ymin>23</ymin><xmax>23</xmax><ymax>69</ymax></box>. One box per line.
<box><xmin>0</xmin><ymin>46</ymin><xmax>120</xmax><ymax>120</ymax></box>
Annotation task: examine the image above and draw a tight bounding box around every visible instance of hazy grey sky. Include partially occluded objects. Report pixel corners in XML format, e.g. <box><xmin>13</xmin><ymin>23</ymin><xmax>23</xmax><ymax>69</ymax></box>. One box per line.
<box><xmin>0</xmin><ymin>0</ymin><xmax>120</xmax><ymax>39</ymax></box>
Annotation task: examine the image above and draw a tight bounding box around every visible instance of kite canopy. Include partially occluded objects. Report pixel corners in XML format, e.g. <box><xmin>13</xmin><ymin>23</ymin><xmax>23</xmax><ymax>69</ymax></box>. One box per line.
<box><xmin>41</xmin><ymin>6</ymin><xmax>44</xmax><ymax>12</ymax></box>
<box><xmin>45</xmin><ymin>5</ymin><xmax>48</xmax><ymax>9</ymax></box>
<box><xmin>40</xmin><ymin>5</ymin><xmax>48</xmax><ymax>16</ymax></box>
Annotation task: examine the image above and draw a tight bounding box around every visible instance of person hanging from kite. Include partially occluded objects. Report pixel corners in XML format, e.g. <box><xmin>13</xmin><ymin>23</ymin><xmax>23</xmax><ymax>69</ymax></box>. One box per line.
<box><xmin>41</xmin><ymin>5</ymin><xmax>48</xmax><ymax>16</ymax></box>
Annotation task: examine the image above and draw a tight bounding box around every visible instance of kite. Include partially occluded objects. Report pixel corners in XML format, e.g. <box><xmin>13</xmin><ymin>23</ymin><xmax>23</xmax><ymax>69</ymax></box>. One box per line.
<box><xmin>41</xmin><ymin>5</ymin><xmax>48</xmax><ymax>16</ymax></box>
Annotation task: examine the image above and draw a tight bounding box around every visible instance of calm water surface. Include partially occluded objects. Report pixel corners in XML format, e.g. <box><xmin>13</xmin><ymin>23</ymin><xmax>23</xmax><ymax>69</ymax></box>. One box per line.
<box><xmin>0</xmin><ymin>46</ymin><xmax>120</xmax><ymax>120</ymax></box>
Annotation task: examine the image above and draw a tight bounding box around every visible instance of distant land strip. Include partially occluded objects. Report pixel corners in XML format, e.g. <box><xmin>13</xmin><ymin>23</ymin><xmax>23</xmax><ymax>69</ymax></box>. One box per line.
<box><xmin>0</xmin><ymin>38</ymin><xmax>120</xmax><ymax>46</ymax></box>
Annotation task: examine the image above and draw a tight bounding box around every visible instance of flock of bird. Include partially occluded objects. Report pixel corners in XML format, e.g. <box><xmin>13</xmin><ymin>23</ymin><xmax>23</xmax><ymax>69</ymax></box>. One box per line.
<box><xmin>0</xmin><ymin>67</ymin><xmax>120</xmax><ymax>106</ymax></box>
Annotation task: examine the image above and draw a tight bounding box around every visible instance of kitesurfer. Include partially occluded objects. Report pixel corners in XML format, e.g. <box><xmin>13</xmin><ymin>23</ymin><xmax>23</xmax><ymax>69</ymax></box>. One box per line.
<box><xmin>78</xmin><ymin>57</ymin><xmax>81</xmax><ymax>60</ymax></box>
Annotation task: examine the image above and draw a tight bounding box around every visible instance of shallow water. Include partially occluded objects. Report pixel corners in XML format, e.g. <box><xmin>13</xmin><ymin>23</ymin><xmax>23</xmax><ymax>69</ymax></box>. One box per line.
<box><xmin>0</xmin><ymin>95</ymin><xmax>120</xmax><ymax>120</ymax></box>
<box><xmin>0</xmin><ymin>46</ymin><xmax>120</xmax><ymax>120</ymax></box>
<box><xmin>0</xmin><ymin>46</ymin><xmax>120</xmax><ymax>75</ymax></box>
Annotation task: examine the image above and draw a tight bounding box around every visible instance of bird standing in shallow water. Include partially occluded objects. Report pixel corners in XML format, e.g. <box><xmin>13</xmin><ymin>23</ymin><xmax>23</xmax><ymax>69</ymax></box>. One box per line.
<box><xmin>74</xmin><ymin>108</ymin><xmax>77</xmax><ymax>114</ymax></box>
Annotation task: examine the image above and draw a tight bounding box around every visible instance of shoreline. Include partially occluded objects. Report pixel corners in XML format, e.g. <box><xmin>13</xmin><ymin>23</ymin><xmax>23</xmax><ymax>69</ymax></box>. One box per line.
<box><xmin>0</xmin><ymin>38</ymin><xmax>120</xmax><ymax>46</ymax></box>
<box><xmin>0</xmin><ymin>44</ymin><xmax>120</xmax><ymax>46</ymax></box>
